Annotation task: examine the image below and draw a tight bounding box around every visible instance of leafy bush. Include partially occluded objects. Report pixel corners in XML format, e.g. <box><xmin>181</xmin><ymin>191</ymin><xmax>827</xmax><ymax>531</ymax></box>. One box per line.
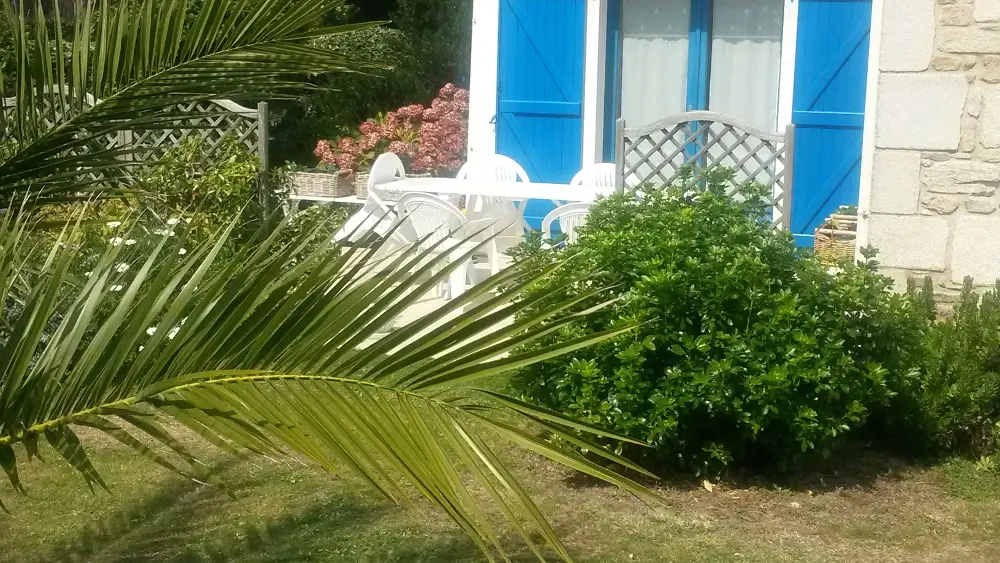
<box><xmin>509</xmin><ymin>172</ymin><xmax>925</xmax><ymax>475</ymax></box>
<box><xmin>26</xmin><ymin>137</ymin><xmax>340</xmax><ymax>280</ymax></box>
<box><xmin>132</xmin><ymin>137</ymin><xmax>262</xmax><ymax>242</ymax></box>
<box><xmin>883</xmin><ymin>277</ymin><xmax>1000</xmax><ymax>456</ymax></box>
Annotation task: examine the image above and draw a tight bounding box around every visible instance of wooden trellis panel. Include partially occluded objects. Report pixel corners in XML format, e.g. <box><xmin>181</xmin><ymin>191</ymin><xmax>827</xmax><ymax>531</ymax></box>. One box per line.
<box><xmin>126</xmin><ymin>99</ymin><xmax>265</xmax><ymax>164</ymax></box>
<box><xmin>1</xmin><ymin>95</ymin><xmax>268</xmax><ymax>186</ymax></box>
<box><xmin>615</xmin><ymin>111</ymin><xmax>795</xmax><ymax>229</ymax></box>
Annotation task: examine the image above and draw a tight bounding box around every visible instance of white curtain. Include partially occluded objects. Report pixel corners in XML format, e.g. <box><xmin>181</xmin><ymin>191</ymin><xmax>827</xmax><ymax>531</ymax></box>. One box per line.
<box><xmin>620</xmin><ymin>0</ymin><xmax>691</xmax><ymax>128</ymax></box>
<box><xmin>708</xmin><ymin>0</ymin><xmax>784</xmax><ymax>131</ymax></box>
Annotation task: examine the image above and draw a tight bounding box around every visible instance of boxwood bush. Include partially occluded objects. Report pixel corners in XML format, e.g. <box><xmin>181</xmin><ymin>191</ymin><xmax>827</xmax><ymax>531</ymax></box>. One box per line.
<box><xmin>509</xmin><ymin>171</ymin><xmax>926</xmax><ymax>475</ymax></box>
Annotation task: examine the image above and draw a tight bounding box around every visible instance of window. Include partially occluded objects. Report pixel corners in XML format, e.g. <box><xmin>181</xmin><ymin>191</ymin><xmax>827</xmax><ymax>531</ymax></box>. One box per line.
<box><xmin>613</xmin><ymin>0</ymin><xmax>785</xmax><ymax>131</ymax></box>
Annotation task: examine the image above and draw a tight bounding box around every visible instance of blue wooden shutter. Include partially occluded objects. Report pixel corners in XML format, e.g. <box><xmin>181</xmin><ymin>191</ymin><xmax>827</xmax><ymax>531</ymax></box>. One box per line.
<box><xmin>790</xmin><ymin>0</ymin><xmax>873</xmax><ymax>245</ymax></box>
<box><xmin>497</xmin><ymin>0</ymin><xmax>586</xmax><ymax>228</ymax></box>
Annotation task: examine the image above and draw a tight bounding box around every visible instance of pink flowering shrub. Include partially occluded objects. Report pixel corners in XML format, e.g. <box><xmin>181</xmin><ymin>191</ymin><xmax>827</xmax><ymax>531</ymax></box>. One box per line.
<box><xmin>314</xmin><ymin>84</ymin><xmax>469</xmax><ymax>176</ymax></box>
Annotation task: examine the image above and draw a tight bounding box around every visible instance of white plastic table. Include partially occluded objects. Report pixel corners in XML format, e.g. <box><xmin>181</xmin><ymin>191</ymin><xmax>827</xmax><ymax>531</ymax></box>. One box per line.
<box><xmin>373</xmin><ymin>177</ymin><xmax>613</xmax><ymax>203</ymax></box>
<box><xmin>334</xmin><ymin>177</ymin><xmax>612</xmax><ymax>244</ymax></box>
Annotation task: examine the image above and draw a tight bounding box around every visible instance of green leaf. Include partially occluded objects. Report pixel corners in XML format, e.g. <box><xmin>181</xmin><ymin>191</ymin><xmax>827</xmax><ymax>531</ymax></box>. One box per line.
<box><xmin>44</xmin><ymin>426</ymin><xmax>108</xmax><ymax>492</ymax></box>
<box><xmin>23</xmin><ymin>433</ymin><xmax>41</xmax><ymax>462</ymax></box>
<box><xmin>0</xmin><ymin>445</ymin><xmax>25</xmax><ymax>494</ymax></box>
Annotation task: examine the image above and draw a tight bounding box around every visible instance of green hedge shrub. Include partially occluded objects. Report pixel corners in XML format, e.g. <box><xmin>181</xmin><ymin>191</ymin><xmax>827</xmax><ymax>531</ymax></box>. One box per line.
<box><xmin>509</xmin><ymin>172</ymin><xmax>926</xmax><ymax>475</ymax></box>
<box><xmin>879</xmin><ymin>277</ymin><xmax>1000</xmax><ymax>456</ymax></box>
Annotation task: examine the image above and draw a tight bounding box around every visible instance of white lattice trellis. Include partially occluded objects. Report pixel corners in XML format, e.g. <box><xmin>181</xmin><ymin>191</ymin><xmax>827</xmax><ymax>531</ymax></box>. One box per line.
<box><xmin>1</xmin><ymin>94</ymin><xmax>268</xmax><ymax>185</ymax></box>
<box><xmin>126</xmin><ymin>100</ymin><xmax>265</xmax><ymax>164</ymax></box>
<box><xmin>615</xmin><ymin>111</ymin><xmax>795</xmax><ymax>229</ymax></box>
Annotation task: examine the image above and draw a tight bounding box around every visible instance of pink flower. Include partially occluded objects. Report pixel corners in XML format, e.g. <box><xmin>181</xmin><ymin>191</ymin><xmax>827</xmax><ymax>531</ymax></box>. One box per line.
<box><xmin>314</xmin><ymin>85</ymin><xmax>469</xmax><ymax>175</ymax></box>
<box><xmin>388</xmin><ymin>140</ymin><xmax>416</xmax><ymax>156</ymax></box>
<box><xmin>359</xmin><ymin>120</ymin><xmax>377</xmax><ymax>136</ymax></box>
<box><xmin>359</xmin><ymin>134</ymin><xmax>380</xmax><ymax>152</ymax></box>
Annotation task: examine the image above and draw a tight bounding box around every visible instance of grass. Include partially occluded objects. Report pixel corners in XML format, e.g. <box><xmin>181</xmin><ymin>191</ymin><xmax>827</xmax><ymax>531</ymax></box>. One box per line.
<box><xmin>2</xmin><ymin>428</ymin><xmax>1000</xmax><ymax>563</ymax></box>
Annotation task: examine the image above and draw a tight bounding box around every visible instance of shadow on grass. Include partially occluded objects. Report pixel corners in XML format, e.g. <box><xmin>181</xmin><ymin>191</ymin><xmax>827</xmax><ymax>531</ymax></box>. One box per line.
<box><xmin>32</xmin><ymin>456</ymin><xmax>560</xmax><ymax>563</ymax></box>
<box><xmin>562</xmin><ymin>444</ymin><xmax>926</xmax><ymax>495</ymax></box>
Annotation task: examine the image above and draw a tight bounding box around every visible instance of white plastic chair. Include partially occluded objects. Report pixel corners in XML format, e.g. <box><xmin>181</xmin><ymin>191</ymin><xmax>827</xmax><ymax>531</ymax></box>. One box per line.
<box><xmin>396</xmin><ymin>192</ymin><xmax>483</xmax><ymax>300</ymax></box>
<box><xmin>368</xmin><ymin>152</ymin><xmax>406</xmax><ymax>190</ymax></box>
<box><xmin>570</xmin><ymin>163</ymin><xmax>617</xmax><ymax>187</ymax></box>
<box><xmin>334</xmin><ymin>153</ymin><xmax>408</xmax><ymax>245</ymax></box>
<box><xmin>454</xmin><ymin>155</ymin><xmax>532</xmax><ymax>276</ymax></box>
<box><xmin>542</xmin><ymin>203</ymin><xmax>592</xmax><ymax>245</ymax></box>
<box><xmin>456</xmin><ymin>154</ymin><xmax>530</xmax><ymax>183</ymax></box>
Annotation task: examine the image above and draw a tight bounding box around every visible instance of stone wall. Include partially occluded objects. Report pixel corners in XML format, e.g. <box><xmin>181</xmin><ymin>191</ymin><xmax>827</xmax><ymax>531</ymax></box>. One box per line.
<box><xmin>868</xmin><ymin>0</ymin><xmax>1000</xmax><ymax>298</ymax></box>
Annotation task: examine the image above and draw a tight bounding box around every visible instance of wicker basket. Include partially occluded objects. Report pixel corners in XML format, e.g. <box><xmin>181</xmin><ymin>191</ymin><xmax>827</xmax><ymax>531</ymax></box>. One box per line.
<box><xmin>354</xmin><ymin>171</ymin><xmax>370</xmax><ymax>199</ymax></box>
<box><xmin>814</xmin><ymin>213</ymin><xmax>858</xmax><ymax>265</ymax></box>
<box><xmin>290</xmin><ymin>171</ymin><xmax>353</xmax><ymax>198</ymax></box>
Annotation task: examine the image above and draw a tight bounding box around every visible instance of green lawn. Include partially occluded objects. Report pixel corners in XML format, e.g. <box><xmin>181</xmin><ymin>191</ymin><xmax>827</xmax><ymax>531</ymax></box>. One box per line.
<box><xmin>2</xmin><ymin>428</ymin><xmax>1000</xmax><ymax>563</ymax></box>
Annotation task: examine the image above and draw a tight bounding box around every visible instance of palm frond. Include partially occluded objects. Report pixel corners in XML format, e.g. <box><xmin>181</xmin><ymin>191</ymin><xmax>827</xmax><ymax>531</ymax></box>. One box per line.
<box><xmin>0</xmin><ymin>210</ymin><xmax>661</xmax><ymax>562</ymax></box>
<box><xmin>0</xmin><ymin>0</ymin><xmax>382</xmax><ymax>201</ymax></box>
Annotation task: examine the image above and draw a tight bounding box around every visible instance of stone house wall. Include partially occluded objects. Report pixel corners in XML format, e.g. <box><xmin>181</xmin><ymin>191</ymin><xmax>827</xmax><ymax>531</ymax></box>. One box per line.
<box><xmin>867</xmin><ymin>0</ymin><xmax>1000</xmax><ymax>298</ymax></box>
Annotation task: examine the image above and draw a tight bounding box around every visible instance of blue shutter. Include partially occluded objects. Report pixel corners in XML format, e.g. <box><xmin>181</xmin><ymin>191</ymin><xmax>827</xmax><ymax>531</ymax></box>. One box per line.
<box><xmin>497</xmin><ymin>0</ymin><xmax>586</xmax><ymax>228</ymax></box>
<box><xmin>790</xmin><ymin>0</ymin><xmax>873</xmax><ymax>245</ymax></box>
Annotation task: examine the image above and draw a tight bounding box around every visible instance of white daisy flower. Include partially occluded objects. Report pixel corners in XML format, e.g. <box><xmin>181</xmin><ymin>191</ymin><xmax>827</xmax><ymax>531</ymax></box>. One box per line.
<box><xmin>167</xmin><ymin>326</ymin><xmax>180</xmax><ymax>340</ymax></box>
<box><xmin>166</xmin><ymin>218</ymin><xmax>180</xmax><ymax>226</ymax></box>
<box><xmin>138</xmin><ymin>345</ymin><xmax>144</xmax><ymax>352</ymax></box>
<box><xmin>84</xmin><ymin>271</ymin><xmax>93</xmax><ymax>276</ymax></box>
<box><xmin>146</xmin><ymin>327</ymin><xmax>156</xmax><ymax>336</ymax></box>
<box><xmin>153</xmin><ymin>229</ymin><xmax>169</xmax><ymax>236</ymax></box>
<box><xmin>124</xmin><ymin>239</ymin><xmax>137</xmax><ymax>246</ymax></box>
<box><xmin>110</xmin><ymin>237</ymin><xmax>124</xmax><ymax>246</ymax></box>
<box><xmin>110</xmin><ymin>284</ymin><xmax>124</xmax><ymax>292</ymax></box>
<box><xmin>106</xmin><ymin>221</ymin><xmax>122</xmax><ymax>228</ymax></box>
<box><xmin>116</xmin><ymin>263</ymin><xmax>130</xmax><ymax>273</ymax></box>
<box><xmin>178</xmin><ymin>248</ymin><xmax>187</xmax><ymax>256</ymax></box>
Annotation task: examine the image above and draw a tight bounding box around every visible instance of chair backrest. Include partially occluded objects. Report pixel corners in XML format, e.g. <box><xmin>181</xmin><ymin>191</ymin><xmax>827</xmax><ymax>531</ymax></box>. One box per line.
<box><xmin>570</xmin><ymin>163</ymin><xmax>617</xmax><ymax>187</ymax></box>
<box><xmin>541</xmin><ymin>202</ymin><xmax>592</xmax><ymax>244</ymax></box>
<box><xmin>368</xmin><ymin>152</ymin><xmax>406</xmax><ymax>190</ymax></box>
<box><xmin>395</xmin><ymin>192</ymin><xmax>467</xmax><ymax>246</ymax></box>
<box><xmin>456</xmin><ymin>154</ymin><xmax>530</xmax><ymax>183</ymax></box>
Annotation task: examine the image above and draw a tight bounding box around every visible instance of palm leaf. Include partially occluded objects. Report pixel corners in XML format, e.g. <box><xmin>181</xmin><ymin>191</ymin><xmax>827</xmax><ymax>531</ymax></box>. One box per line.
<box><xmin>0</xmin><ymin>0</ymin><xmax>383</xmax><ymax>202</ymax></box>
<box><xmin>0</xmin><ymin>210</ymin><xmax>662</xmax><ymax>561</ymax></box>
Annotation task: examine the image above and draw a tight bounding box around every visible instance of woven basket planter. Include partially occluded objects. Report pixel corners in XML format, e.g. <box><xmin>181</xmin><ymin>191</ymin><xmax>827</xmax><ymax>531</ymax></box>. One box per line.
<box><xmin>290</xmin><ymin>171</ymin><xmax>353</xmax><ymax>198</ymax></box>
<box><xmin>814</xmin><ymin>213</ymin><xmax>858</xmax><ymax>266</ymax></box>
<box><xmin>354</xmin><ymin>171</ymin><xmax>370</xmax><ymax>199</ymax></box>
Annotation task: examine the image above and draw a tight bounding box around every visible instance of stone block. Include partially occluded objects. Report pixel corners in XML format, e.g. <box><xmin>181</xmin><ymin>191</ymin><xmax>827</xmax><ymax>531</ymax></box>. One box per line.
<box><xmin>868</xmin><ymin>214</ymin><xmax>950</xmax><ymax>271</ymax></box>
<box><xmin>961</xmin><ymin>117</ymin><xmax>978</xmax><ymax>152</ymax></box>
<box><xmin>932</xmin><ymin>55</ymin><xmax>978</xmax><ymax>71</ymax></box>
<box><xmin>921</xmin><ymin>195</ymin><xmax>960</xmax><ymax>214</ymax></box>
<box><xmin>977</xmin><ymin>0</ymin><xmax>1000</xmax><ymax>21</ymax></box>
<box><xmin>881</xmin><ymin>0</ymin><xmax>935</xmax><ymax>70</ymax></box>
<box><xmin>942</xmin><ymin>4</ymin><xmax>976</xmax><ymax>25</ymax></box>
<box><xmin>880</xmin><ymin>268</ymin><xmax>915</xmax><ymax>293</ymax></box>
<box><xmin>939</xmin><ymin>27</ymin><xmax>1000</xmax><ymax>53</ymax></box>
<box><xmin>876</xmin><ymin>75</ymin><xmax>969</xmax><ymax>150</ymax></box>
<box><xmin>966</xmin><ymin>197</ymin><xmax>998</xmax><ymax>213</ymax></box>
<box><xmin>982</xmin><ymin>149</ymin><xmax>1000</xmax><ymax>162</ymax></box>
<box><xmin>983</xmin><ymin>88</ymin><xmax>1000</xmax><ymax>148</ymax></box>
<box><xmin>985</xmin><ymin>59</ymin><xmax>1000</xmax><ymax>84</ymax></box>
<box><xmin>968</xmin><ymin>87</ymin><xmax>983</xmax><ymax>117</ymax></box>
<box><xmin>870</xmin><ymin>150</ymin><xmax>922</xmax><ymax>214</ymax></box>
<box><xmin>952</xmin><ymin>215</ymin><xmax>1000</xmax><ymax>283</ymax></box>
<box><xmin>922</xmin><ymin>160</ymin><xmax>1000</xmax><ymax>190</ymax></box>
